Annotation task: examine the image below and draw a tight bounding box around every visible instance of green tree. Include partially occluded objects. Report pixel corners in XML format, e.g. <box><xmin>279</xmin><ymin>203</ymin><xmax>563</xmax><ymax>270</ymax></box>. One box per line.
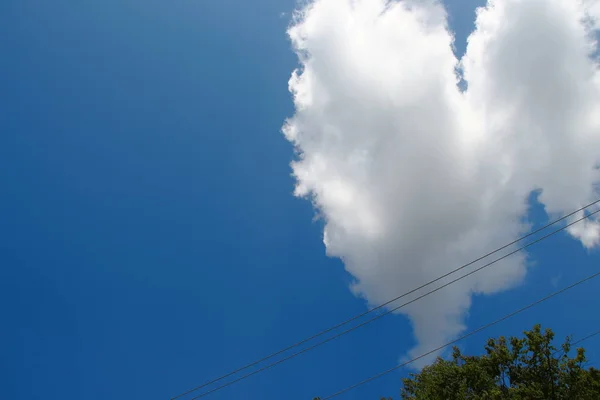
<box><xmin>400</xmin><ymin>325</ymin><xmax>600</xmax><ymax>399</ymax></box>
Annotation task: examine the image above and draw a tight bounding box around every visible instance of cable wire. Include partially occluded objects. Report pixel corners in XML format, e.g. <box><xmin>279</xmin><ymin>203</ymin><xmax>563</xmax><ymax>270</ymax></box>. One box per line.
<box><xmin>572</xmin><ymin>330</ymin><xmax>600</xmax><ymax>347</ymax></box>
<box><xmin>183</xmin><ymin>206</ymin><xmax>600</xmax><ymax>399</ymax></box>
<box><xmin>553</xmin><ymin>329</ymin><xmax>600</xmax><ymax>357</ymax></box>
<box><xmin>320</xmin><ymin>270</ymin><xmax>600</xmax><ymax>399</ymax></box>
<box><xmin>171</xmin><ymin>199</ymin><xmax>600</xmax><ymax>400</ymax></box>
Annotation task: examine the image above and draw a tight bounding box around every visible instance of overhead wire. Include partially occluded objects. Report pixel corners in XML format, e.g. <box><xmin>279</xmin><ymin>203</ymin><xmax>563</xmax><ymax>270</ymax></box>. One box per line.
<box><xmin>573</xmin><ymin>330</ymin><xmax>600</xmax><ymax>369</ymax></box>
<box><xmin>572</xmin><ymin>330</ymin><xmax>600</xmax><ymax>347</ymax></box>
<box><xmin>552</xmin><ymin>329</ymin><xmax>600</xmax><ymax>357</ymax></box>
<box><xmin>178</xmin><ymin>203</ymin><xmax>600</xmax><ymax>399</ymax></box>
<box><xmin>171</xmin><ymin>199</ymin><xmax>600</xmax><ymax>399</ymax></box>
<box><xmin>319</xmin><ymin>269</ymin><xmax>600</xmax><ymax>399</ymax></box>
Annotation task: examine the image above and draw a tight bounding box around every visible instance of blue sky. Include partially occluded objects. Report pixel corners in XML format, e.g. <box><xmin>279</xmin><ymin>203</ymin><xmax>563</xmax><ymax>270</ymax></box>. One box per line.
<box><xmin>1</xmin><ymin>1</ymin><xmax>599</xmax><ymax>399</ymax></box>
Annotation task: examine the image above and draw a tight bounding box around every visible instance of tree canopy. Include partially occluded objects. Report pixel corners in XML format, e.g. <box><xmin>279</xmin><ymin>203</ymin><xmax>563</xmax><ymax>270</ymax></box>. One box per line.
<box><xmin>315</xmin><ymin>325</ymin><xmax>600</xmax><ymax>399</ymax></box>
<box><xmin>402</xmin><ymin>324</ymin><xmax>600</xmax><ymax>399</ymax></box>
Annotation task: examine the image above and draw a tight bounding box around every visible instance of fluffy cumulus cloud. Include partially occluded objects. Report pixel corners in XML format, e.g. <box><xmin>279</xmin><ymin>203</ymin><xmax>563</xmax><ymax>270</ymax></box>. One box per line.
<box><xmin>283</xmin><ymin>0</ymin><xmax>600</xmax><ymax>365</ymax></box>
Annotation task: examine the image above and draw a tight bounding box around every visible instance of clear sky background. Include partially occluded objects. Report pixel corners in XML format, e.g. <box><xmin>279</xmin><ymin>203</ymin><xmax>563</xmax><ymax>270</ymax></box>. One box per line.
<box><xmin>1</xmin><ymin>1</ymin><xmax>599</xmax><ymax>399</ymax></box>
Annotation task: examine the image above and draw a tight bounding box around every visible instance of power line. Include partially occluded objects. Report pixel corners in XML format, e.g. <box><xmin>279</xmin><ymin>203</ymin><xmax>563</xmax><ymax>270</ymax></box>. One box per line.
<box><xmin>573</xmin><ymin>330</ymin><xmax>600</xmax><ymax>369</ymax></box>
<box><xmin>171</xmin><ymin>199</ymin><xmax>600</xmax><ymax>399</ymax></box>
<box><xmin>572</xmin><ymin>330</ymin><xmax>600</xmax><ymax>347</ymax></box>
<box><xmin>180</xmin><ymin>204</ymin><xmax>600</xmax><ymax>399</ymax></box>
<box><xmin>319</xmin><ymin>269</ymin><xmax>600</xmax><ymax>400</ymax></box>
<box><xmin>553</xmin><ymin>329</ymin><xmax>600</xmax><ymax>357</ymax></box>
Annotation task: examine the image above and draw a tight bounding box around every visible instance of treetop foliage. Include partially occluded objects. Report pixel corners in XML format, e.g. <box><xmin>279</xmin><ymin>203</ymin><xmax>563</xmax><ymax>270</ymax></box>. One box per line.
<box><xmin>314</xmin><ymin>325</ymin><xmax>600</xmax><ymax>400</ymax></box>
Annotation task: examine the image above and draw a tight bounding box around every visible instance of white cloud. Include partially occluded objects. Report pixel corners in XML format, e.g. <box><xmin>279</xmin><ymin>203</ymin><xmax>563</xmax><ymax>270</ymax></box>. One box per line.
<box><xmin>551</xmin><ymin>274</ymin><xmax>562</xmax><ymax>288</ymax></box>
<box><xmin>283</xmin><ymin>0</ymin><xmax>600</xmax><ymax>366</ymax></box>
